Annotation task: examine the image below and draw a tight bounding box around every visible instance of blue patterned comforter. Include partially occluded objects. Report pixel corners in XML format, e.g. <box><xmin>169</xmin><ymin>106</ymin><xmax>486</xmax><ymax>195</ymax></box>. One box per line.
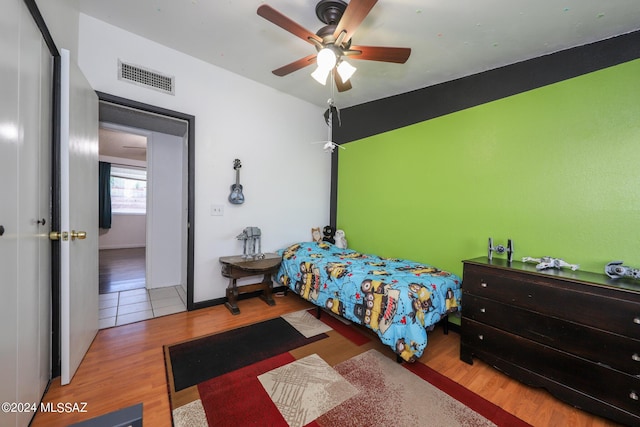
<box><xmin>275</xmin><ymin>242</ymin><xmax>462</xmax><ymax>362</ymax></box>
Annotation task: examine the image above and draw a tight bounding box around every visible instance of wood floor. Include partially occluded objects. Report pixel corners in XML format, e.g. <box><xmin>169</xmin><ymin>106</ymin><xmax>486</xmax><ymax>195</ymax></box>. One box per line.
<box><xmin>32</xmin><ymin>295</ymin><xmax>621</xmax><ymax>427</ymax></box>
<box><xmin>99</xmin><ymin>247</ymin><xmax>146</xmax><ymax>294</ymax></box>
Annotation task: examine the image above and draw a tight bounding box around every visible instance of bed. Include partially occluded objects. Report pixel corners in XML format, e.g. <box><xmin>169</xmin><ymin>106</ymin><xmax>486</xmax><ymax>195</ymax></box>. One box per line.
<box><xmin>275</xmin><ymin>241</ymin><xmax>462</xmax><ymax>362</ymax></box>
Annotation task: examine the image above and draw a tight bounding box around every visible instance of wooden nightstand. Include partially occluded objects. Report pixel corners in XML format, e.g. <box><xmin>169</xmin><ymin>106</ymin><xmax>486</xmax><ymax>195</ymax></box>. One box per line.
<box><xmin>219</xmin><ymin>253</ymin><xmax>282</xmax><ymax>315</ymax></box>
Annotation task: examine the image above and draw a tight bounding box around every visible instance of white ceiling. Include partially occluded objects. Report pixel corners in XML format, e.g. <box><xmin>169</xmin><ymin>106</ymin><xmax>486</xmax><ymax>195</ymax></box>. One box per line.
<box><xmin>76</xmin><ymin>0</ymin><xmax>640</xmax><ymax>109</ymax></box>
<box><xmin>99</xmin><ymin>127</ymin><xmax>147</xmax><ymax>162</ymax></box>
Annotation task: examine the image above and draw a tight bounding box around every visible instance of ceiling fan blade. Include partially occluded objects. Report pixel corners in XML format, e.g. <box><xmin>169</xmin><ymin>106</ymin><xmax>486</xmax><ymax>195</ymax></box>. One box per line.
<box><xmin>258</xmin><ymin>4</ymin><xmax>323</xmax><ymax>46</ymax></box>
<box><xmin>333</xmin><ymin>0</ymin><xmax>377</xmax><ymax>44</ymax></box>
<box><xmin>333</xmin><ymin>68</ymin><xmax>352</xmax><ymax>92</ymax></box>
<box><xmin>272</xmin><ymin>54</ymin><xmax>317</xmax><ymax>77</ymax></box>
<box><xmin>346</xmin><ymin>45</ymin><xmax>411</xmax><ymax>63</ymax></box>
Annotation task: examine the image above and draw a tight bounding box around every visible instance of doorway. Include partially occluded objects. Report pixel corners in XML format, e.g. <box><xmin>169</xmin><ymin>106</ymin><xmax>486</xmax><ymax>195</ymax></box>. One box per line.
<box><xmin>98</xmin><ymin>125</ymin><xmax>148</xmax><ymax>296</ymax></box>
<box><xmin>95</xmin><ymin>92</ymin><xmax>195</xmax><ymax>328</ymax></box>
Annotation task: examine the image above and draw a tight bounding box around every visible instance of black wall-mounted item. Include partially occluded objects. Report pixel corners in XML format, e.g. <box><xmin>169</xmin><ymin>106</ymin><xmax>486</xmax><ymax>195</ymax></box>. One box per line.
<box><xmin>228</xmin><ymin>159</ymin><xmax>245</xmax><ymax>205</ymax></box>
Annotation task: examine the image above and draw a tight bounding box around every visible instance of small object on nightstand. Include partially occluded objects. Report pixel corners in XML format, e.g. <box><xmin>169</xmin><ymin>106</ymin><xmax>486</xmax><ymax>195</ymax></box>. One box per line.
<box><xmin>236</xmin><ymin>226</ymin><xmax>262</xmax><ymax>259</ymax></box>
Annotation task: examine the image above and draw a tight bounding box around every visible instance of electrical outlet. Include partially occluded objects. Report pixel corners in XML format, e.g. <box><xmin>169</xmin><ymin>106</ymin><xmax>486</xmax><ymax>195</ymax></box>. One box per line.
<box><xmin>210</xmin><ymin>204</ymin><xmax>224</xmax><ymax>216</ymax></box>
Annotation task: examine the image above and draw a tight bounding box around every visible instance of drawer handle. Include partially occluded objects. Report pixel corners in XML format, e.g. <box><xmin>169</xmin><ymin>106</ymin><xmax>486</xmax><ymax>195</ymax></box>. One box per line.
<box><xmin>633</xmin><ymin>353</ymin><xmax>640</xmax><ymax>362</ymax></box>
<box><xmin>635</xmin><ymin>317</ymin><xmax>640</xmax><ymax>325</ymax></box>
<box><xmin>630</xmin><ymin>391</ymin><xmax>639</xmax><ymax>401</ymax></box>
<box><xmin>478</xmin><ymin>334</ymin><xmax>484</xmax><ymax>340</ymax></box>
<box><xmin>481</xmin><ymin>282</ymin><xmax>487</xmax><ymax>288</ymax></box>
<box><xmin>480</xmin><ymin>308</ymin><xmax>486</xmax><ymax>313</ymax></box>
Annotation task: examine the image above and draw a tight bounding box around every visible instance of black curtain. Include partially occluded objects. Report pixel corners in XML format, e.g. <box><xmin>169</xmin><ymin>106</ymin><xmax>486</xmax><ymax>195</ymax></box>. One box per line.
<box><xmin>99</xmin><ymin>161</ymin><xmax>112</xmax><ymax>229</ymax></box>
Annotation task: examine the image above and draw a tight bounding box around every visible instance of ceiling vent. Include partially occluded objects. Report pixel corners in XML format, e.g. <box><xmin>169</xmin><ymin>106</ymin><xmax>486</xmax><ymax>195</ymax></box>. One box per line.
<box><xmin>118</xmin><ymin>60</ymin><xmax>175</xmax><ymax>95</ymax></box>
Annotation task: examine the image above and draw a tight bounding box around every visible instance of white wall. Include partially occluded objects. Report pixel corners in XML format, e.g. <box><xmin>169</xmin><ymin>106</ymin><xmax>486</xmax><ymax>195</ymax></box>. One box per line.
<box><xmin>76</xmin><ymin>14</ymin><xmax>331</xmax><ymax>302</ymax></box>
<box><xmin>146</xmin><ymin>131</ymin><xmax>185</xmax><ymax>289</ymax></box>
<box><xmin>98</xmin><ymin>214</ymin><xmax>146</xmax><ymax>249</ymax></box>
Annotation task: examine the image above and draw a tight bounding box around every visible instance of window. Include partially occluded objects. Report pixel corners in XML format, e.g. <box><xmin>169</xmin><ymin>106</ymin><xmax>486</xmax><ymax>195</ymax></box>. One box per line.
<box><xmin>110</xmin><ymin>166</ymin><xmax>147</xmax><ymax>214</ymax></box>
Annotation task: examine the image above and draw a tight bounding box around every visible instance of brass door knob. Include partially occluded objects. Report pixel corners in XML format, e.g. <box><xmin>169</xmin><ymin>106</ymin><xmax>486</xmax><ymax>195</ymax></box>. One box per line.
<box><xmin>49</xmin><ymin>231</ymin><xmax>68</xmax><ymax>241</ymax></box>
<box><xmin>70</xmin><ymin>230</ymin><xmax>87</xmax><ymax>241</ymax></box>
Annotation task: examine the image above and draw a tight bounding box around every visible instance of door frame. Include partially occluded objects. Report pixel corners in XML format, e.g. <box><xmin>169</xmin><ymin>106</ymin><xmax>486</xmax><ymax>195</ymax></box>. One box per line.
<box><xmin>96</xmin><ymin>91</ymin><xmax>196</xmax><ymax>311</ymax></box>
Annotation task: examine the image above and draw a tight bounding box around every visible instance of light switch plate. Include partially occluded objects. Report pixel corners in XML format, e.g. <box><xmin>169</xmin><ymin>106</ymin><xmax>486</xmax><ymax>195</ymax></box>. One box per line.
<box><xmin>210</xmin><ymin>204</ymin><xmax>224</xmax><ymax>216</ymax></box>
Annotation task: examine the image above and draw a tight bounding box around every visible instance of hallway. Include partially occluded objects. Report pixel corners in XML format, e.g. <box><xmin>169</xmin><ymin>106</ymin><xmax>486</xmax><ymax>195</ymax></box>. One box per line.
<box><xmin>98</xmin><ymin>286</ymin><xmax>186</xmax><ymax>329</ymax></box>
<box><xmin>99</xmin><ymin>248</ymin><xmax>186</xmax><ymax>328</ymax></box>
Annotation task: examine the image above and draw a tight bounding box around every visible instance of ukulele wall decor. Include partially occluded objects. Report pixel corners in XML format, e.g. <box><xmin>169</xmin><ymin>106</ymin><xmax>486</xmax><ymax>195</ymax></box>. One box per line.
<box><xmin>228</xmin><ymin>159</ymin><xmax>245</xmax><ymax>204</ymax></box>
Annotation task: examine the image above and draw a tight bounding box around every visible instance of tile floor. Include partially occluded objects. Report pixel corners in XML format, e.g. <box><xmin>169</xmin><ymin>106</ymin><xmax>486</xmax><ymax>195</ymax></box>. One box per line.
<box><xmin>98</xmin><ymin>285</ymin><xmax>187</xmax><ymax>329</ymax></box>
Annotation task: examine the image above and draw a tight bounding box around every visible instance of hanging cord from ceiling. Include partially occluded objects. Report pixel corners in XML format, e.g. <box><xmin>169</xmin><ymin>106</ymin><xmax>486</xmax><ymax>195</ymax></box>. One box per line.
<box><xmin>310</xmin><ymin>73</ymin><xmax>345</xmax><ymax>153</ymax></box>
<box><xmin>319</xmin><ymin>73</ymin><xmax>344</xmax><ymax>153</ymax></box>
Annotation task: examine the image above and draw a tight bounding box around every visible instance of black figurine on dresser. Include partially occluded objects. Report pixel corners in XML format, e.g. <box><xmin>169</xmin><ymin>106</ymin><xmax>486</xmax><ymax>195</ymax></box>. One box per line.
<box><xmin>460</xmin><ymin>257</ymin><xmax>640</xmax><ymax>426</ymax></box>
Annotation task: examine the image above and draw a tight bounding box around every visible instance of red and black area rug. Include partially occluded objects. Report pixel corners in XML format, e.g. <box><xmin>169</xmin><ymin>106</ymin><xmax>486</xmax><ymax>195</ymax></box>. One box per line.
<box><xmin>164</xmin><ymin>309</ymin><xmax>530</xmax><ymax>427</ymax></box>
<box><xmin>167</xmin><ymin>316</ymin><xmax>328</xmax><ymax>392</ymax></box>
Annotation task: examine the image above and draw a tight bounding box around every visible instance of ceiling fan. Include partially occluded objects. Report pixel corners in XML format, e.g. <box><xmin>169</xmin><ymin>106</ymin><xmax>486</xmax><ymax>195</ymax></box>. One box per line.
<box><xmin>257</xmin><ymin>0</ymin><xmax>411</xmax><ymax>92</ymax></box>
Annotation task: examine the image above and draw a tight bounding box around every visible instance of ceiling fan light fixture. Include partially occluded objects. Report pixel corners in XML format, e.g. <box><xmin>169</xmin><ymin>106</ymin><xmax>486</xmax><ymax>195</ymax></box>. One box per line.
<box><xmin>316</xmin><ymin>47</ymin><xmax>337</xmax><ymax>70</ymax></box>
<box><xmin>311</xmin><ymin>65</ymin><xmax>332</xmax><ymax>85</ymax></box>
<box><xmin>337</xmin><ymin>60</ymin><xmax>356</xmax><ymax>82</ymax></box>
<box><xmin>257</xmin><ymin>1</ymin><xmax>411</xmax><ymax>93</ymax></box>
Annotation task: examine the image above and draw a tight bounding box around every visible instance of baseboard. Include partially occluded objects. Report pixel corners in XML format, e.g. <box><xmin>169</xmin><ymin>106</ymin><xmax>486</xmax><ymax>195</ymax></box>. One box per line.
<box><xmin>99</xmin><ymin>244</ymin><xmax>146</xmax><ymax>250</ymax></box>
<box><xmin>147</xmin><ymin>284</ymin><xmax>184</xmax><ymax>290</ymax></box>
<box><xmin>192</xmin><ymin>286</ymin><xmax>290</xmax><ymax>311</ymax></box>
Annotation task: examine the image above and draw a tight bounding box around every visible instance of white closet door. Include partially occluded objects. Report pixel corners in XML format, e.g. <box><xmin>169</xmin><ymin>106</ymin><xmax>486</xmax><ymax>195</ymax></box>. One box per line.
<box><xmin>1</xmin><ymin>1</ymin><xmax>52</xmax><ymax>425</ymax></box>
<box><xmin>0</xmin><ymin>1</ymin><xmax>21</xmax><ymax>423</ymax></box>
<box><xmin>16</xmin><ymin>7</ymin><xmax>52</xmax><ymax>426</ymax></box>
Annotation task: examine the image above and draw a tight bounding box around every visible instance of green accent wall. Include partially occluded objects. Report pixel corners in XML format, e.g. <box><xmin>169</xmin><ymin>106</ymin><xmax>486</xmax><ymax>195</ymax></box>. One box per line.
<box><xmin>337</xmin><ymin>59</ymin><xmax>640</xmax><ymax>277</ymax></box>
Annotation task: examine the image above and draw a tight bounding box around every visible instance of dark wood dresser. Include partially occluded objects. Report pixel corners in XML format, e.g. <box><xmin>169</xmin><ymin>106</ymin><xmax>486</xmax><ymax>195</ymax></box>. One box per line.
<box><xmin>461</xmin><ymin>257</ymin><xmax>640</xmax><ymax>426</ymax></box>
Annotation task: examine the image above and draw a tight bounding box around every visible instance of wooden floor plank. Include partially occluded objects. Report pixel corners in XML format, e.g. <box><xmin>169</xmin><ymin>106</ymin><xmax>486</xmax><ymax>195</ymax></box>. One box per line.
<box><xmin>99</xmin><ymin>247</ymin><xmax>146</xmax><ymax>294</ymax></box>
<box><xmin>32</xmin><ymin>295</ymin><xmax>621</xmax><ymax>426</ymax></box>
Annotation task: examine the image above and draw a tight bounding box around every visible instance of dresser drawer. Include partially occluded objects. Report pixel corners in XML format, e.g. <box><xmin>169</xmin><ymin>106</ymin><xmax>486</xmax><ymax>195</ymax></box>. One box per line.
<box><xmin>463</xmin><ymin>294</ymin><xmax>640</xmax><ymax>376</ymax></box>
<box><xmin>462</xmin><ymin>319</ymin><xmax>640</xmax><ymax>418</ymax></box>
<box><xmin>463</xmin><ymin>264</ymin><xmax>640</xmax><ymax>338</ymax></box>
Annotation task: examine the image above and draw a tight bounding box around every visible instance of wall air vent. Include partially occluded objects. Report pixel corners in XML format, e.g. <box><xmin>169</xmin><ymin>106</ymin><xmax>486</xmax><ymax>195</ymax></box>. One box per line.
<box><xmin>118</xmin><ymin>60</ymin><xmax>175</xmax><ymax>95</ymax></box>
